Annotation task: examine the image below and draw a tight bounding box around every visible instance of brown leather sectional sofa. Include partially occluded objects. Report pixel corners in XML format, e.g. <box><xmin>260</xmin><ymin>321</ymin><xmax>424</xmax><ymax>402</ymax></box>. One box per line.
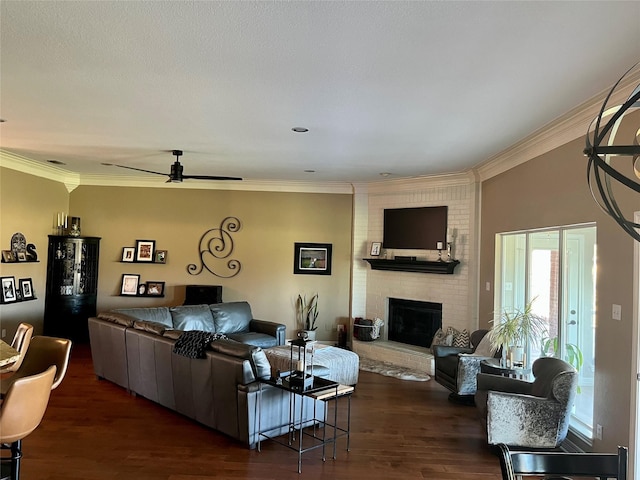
<box><xmin>88</xmin><ymin>303</ymin><xmax>319</xmax><ymax>448</ymax></box>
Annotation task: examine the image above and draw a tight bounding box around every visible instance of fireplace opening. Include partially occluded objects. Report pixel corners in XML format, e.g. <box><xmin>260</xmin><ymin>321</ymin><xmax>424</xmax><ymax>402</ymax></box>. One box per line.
<box><xmin>388</xmin><ymin>298</ymin><xmax>442</xmax><ymax>348</ymax></box>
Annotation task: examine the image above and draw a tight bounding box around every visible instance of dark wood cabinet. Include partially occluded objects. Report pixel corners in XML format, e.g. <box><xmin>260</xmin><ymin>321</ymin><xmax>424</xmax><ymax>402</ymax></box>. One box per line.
<box><xmin>44</xmin><ymin>235</ymin><xmax>101</xmax><ymax>342</ymax></box>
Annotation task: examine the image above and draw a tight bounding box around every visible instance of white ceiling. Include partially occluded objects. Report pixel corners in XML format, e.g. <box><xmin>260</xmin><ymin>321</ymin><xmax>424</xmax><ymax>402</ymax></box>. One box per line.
<box><xmin>1</xmin><ymin>1</ymin><xmax>639</xmax><ymax>184</ymax></box>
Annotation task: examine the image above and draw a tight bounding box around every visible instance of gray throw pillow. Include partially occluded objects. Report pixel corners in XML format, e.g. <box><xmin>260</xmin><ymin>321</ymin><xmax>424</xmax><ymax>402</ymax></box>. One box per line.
<box><xmin>114</xmin><ymin>307</ymin><xmax>173</xmax><ymax>328</ymax></box>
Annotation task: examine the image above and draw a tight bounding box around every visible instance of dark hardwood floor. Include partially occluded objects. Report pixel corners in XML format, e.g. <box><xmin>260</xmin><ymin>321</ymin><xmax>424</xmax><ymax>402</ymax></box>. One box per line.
<box><xmin>19</xmin><ymin>345</ymin><xmax>502</xmax><ymax>479</ymax></box>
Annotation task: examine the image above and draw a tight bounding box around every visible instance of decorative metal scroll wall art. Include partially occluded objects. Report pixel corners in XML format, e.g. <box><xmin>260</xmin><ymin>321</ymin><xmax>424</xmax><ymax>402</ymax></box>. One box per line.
<box><xmin>187</xmin><ymin>216</ymin><xmax>242</xmax><ymax>277</ymax></box>
<box><xmin>585</xmin><ymin>63</ymin><xmax>640</xmax><ymax>241</ymax></box>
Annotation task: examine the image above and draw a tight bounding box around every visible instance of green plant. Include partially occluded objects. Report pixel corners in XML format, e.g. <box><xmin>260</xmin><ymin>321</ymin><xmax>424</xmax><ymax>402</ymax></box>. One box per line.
<box><xmin>488</xmin><ymin>299</ymin><xmax>547</xmax><ymax>353</ymax></box>
<box><xmin>296</xmin><ymin>293</ymin><xmax>319</xmax><ymax>331</ymax></box>
<box><xmin>541</xmin><ymin>335</ymin><xmax>584</xmax><ymax>371</ymax></box>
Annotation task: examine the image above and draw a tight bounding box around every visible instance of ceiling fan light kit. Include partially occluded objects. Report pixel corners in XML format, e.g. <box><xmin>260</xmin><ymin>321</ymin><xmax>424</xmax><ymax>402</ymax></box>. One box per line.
<box><xmin>113</xmin><ymin>149</ymin><xmax>242</xmax><ymax>183</ymax></box>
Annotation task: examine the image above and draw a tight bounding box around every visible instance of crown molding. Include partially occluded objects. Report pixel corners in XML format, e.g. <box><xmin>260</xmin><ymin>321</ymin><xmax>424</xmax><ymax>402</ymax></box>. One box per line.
<box><xmin>365</xmin><ymin>170</ymin><xmax>476</xmax><ymax>194</ymax></box>
<box><xmin>475</xmin><ymin>68</ymin><xmax>640</xmax><ymax>182</ymax></box>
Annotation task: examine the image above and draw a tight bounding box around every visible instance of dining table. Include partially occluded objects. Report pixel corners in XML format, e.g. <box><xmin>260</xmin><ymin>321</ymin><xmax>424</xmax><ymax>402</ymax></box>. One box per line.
<box><xmin>0</xmin><ymin>339</ymin><xmax>20</xmax><ymax>367</ymax></box>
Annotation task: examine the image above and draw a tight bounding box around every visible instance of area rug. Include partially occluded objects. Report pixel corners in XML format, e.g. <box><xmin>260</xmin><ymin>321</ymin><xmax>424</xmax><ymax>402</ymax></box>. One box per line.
<box><xmin>358</xmin><ymin>357</ymin><xmax>430</xmax><ymax>382</ymax></box>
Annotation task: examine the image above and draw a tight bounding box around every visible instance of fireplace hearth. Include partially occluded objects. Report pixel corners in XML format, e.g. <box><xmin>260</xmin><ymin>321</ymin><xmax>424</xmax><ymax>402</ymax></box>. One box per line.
<box><xmin>388</xmin><ymin>298</ymin><xmax>442</xmax><ymax>348</ymax></box>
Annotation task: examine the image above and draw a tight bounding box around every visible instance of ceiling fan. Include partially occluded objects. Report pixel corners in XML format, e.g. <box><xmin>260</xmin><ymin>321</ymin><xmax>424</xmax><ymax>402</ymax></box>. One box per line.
<box><xmin>113</xmin><ymin>150</ymin><xmax>242</xmax><ymax>182</ymax></box>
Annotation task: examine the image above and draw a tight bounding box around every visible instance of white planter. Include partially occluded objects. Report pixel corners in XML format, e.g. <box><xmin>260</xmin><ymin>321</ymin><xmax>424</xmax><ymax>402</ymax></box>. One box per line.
<box><xmin>510</xmin><ymin>346</ymin><xmax>525</xmax><ymax>368</ymax></box>
<box><xmin>299</xmin><ymin>329</ymin><xmax>317</xmax><ymax>341</ymax></box>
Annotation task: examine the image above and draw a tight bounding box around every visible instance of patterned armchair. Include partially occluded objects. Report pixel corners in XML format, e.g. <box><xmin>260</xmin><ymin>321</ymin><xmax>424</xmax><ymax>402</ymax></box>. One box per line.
<box><xmin>474</xmin><ymin>356</ymin><xmax>578</xmax><ymax>448</ymax></box>
<box><xmin>433</xmin><ymin>329</ymin><xmax>496</xmax><ymax>402</ymax></box>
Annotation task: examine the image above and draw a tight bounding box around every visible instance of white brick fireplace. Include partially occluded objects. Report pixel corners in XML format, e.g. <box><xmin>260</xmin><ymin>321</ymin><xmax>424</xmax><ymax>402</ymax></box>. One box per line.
<box><xmin>350</xmin><ymin>173</ymin><xmax>480</xmax><ymax>374</ymax></box>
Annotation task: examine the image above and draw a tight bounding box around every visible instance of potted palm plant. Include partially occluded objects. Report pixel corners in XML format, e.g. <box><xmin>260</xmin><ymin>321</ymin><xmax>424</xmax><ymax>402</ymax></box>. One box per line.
<box><xmin>489</xmin><ymin>298</ymin><xmax>546</xmax><ymax>368</ymax></box>
<box><xmin>296</xmin><ymin>293</ymin><xmax>319</xmax><ymax>340</ymax></box>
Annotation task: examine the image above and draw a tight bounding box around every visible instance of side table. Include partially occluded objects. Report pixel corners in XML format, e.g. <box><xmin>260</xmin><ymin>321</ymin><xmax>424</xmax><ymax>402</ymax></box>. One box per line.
<box><xmin>257</xmin><ymin>375</ymin><xmax>353</xmax><ymax>473</ymax></box>
<box><xmin>480</xmin><ymin>358</ymin><xmax>531</xmax><ymax>380</ymax></box>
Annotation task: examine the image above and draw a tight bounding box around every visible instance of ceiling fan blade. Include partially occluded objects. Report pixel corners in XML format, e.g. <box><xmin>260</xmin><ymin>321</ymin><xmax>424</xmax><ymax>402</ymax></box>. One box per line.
<box><xmin>182</xmin><ymin>175</ymin><xmax>243</xmax><ymax>181</ymax></box>
<box><xmin>113</xmin><ymin>164</ymin><xmax>168</xmax><ymax>176</ymax></box>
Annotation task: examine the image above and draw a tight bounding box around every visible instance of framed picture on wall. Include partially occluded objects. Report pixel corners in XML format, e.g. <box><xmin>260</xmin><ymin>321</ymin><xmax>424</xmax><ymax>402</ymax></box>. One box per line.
<box><xmin>154</xmin><ymin>250</ymin><xmax>167</xmax><ymax>264</ymax></box>
<box><xmin>19</xmin><ymin>278</ymin><xmax>34</xmax><ymax>299</ymax></box>
<box><xmin>120</xmin><ymin>274</ymin><xmax>140</xmax><ymax>296</ymax></box>
<box><xmin>1</xmin><ymin>276</ymin><xmax>17</xmax><ymax>303</ymax></box>
<box><xmin>370</xmin><ymin>242</ymin><xmax>382</xmax><ymax>256</ymax></box>
<box><xmin>293</xmin><ymin>243</ymin><xmax>332</xmax><ymax>275</ymax></box>
<box><xmin>146</xmin><ymin>281</ymin><xmax>165</xmax><ymax>297</ymax></box>
<box><xmin>122</xmin><ymin>247</ymin><xmax>135</xmax><ymax>262</ymax></box>
<box><xmin>135</xmin><ymin>240</ymin><xmax>155</xmax><ymax>262</ymax></box>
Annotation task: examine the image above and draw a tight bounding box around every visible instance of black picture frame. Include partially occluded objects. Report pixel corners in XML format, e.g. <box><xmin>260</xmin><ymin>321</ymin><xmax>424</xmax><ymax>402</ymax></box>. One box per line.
<box><xmin>293</xmin><ymin>243</ymin><xmax>332</xmax><ymax>275</ymax></box>
<box><xmin>121</xmin><ymin>274</ymin><xmax>140</xmax><ymax>296</ymax></box>
<box><xmin>146</xmin><ymin>281</ymin><xmax>165</xmax><ymax>297</ymax></box>
<box><xmin>135</xmin><ymin>240</ymin><xmax>155</xmax><ymax>262</ymax></box>
<box><xmin>1</xmin><ymin>276</ymin><xmax>17</xmax><ymax>303</ymax></box>
<box><xmin>19</xmin><ymin>278</ymin><xmax>34</xmax><ymax>299</ymax></box>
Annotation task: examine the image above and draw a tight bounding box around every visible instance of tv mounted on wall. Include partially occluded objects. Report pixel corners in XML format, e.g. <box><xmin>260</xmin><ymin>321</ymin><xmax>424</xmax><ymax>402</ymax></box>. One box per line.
<box><xmin>382</xmin><ymin>206</ymin><xmax>447</xmax><ymax>250</ymax></box>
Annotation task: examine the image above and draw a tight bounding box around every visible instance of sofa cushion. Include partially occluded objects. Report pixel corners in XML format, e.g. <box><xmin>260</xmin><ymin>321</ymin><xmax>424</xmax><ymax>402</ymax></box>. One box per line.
<box><xmin>98</xmin><ymin>311</ymin><xmax>136</xmax><ymax>327</ymax></box>
<box><xmin>210</xmin><ymin>301</ymin><xmax>252</xmax><ymax>334</ymax></box>
<box><xmin>209</xmin><ymin>338</ymin><xmax>271</xmax><ymax>380</ymax></box>
<box><xmin>227</xmin><ymin>332</ymin><xmax>278</xmax><ymax>349</ymax></box>
<box><xmin>163</xmin><ymin>329</ymin><xmax>182</xmax><ymax>340</ymax></box>
<box><xmin>114</xmin><ymin>307</ymin><xmax>173</xmax><ymax>328</ymax></box>
<box><xmin>133</xmin><ymin>320</ymin><xmax>166</xmax><ymax>336</ymax></box>
<box><xmin>471</xmin><ymin>332</ymin><xmax>494</xmax><ymax>356</ymax></box>
<box><xmin>452</xmin><ymin>328</ymin><xmax>470</xmax><ymax>348</ymax></box>
<box><xmin>170</xmin><ymin>304</ymin><xmax>215</xmax><ymax>332</ymax></box>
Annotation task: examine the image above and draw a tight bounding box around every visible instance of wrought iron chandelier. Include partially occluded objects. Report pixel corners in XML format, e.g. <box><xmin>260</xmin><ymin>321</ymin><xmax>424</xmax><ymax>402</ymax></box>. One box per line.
<box><xmin>584</xmin><ymin>64</ymin><xmax>640</xmax><ymax>241</ymax></box>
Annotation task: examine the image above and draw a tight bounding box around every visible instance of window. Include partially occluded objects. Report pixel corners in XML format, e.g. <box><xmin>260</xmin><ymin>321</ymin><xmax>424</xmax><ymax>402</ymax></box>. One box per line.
<box><xmin>495</xmin><ymin>224</ymin><xmax>596</xmax><ymax>439</ymax></box>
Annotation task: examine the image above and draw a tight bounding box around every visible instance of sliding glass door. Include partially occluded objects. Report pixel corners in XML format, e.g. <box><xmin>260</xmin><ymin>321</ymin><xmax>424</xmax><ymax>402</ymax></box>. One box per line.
<box><xmin>496</xmin><ymin>224</ymin><xmax>596</xmax><ymax>439</ymax></box>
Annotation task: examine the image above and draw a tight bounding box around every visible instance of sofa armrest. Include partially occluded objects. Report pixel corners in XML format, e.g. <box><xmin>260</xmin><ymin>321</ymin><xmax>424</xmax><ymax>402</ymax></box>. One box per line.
<box><xmin>250</xmin><ymin>319</ymin><xmax>286</xmax><ymax>346</ymax></box>
<box><xmin>486</xmin><ymin>391</ymin><xmax>566</xmax><ymax>447</ymax></box>
<box><xmin>456</xmin><ymin>355</ymin><xmax>487</xmax><ymax>395</ymax></box>
<box><xmin>432</xmin><ymin>345</ymin><xmax>473</xmax><ymax>358</ymax></box>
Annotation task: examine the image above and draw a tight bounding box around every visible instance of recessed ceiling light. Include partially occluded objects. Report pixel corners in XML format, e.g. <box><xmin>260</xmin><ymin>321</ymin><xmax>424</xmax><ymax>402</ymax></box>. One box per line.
<box><xmin>304</xmin><ymin>169</ymin><xmax>316</xmax><ymax>173</ymax></box>
<box><xmin>101</xmin><ymin>162</ymin><xmax>113</xmax><ymax>166</ymax></box>
<box><xmin>0</xmin><ymin>119</ymin><xmax>6</xmax><ymax>123</ymax></box>
<box><xmin>379</xmin><ymin>172</ymin><xmax>392</xmax><ymax>177</ymax></box>
<box><xmin>292</xmin><ymin>127</ymin><xmax>309</xmax><ymax>133</ymax></box>
<box><xmin>47</xmin><ymin>160</ymin><xmax>66</xmax><ymax>165</ymax></box>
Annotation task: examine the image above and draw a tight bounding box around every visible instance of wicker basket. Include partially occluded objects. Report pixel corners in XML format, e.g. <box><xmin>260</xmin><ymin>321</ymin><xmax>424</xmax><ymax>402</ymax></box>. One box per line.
<box><xmin>353</xmin><ymin>319</ymin><xmax>376</xmax><ymax>342</ymax></box>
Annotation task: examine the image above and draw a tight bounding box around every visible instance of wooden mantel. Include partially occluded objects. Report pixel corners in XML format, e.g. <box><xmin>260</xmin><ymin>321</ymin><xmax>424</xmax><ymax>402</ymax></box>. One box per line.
<box><xmin>363</xmin><ymin>258</ymin><xmax>460</xmax><ymax>274</ymax></box>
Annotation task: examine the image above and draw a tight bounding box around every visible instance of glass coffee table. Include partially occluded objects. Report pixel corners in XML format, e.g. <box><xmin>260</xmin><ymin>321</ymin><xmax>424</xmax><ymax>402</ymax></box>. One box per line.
<box><xmin>257</xmin><ymin>374</ymin><xmax>353</xmax><ymax>473</ymax></box>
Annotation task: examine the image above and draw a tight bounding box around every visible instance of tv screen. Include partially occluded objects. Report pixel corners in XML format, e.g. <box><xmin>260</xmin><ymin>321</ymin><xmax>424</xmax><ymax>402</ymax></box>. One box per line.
<box><xmin>383</xmin><ymin>206</ymin><xmax>448</xmax><ymax>250</ymax></box>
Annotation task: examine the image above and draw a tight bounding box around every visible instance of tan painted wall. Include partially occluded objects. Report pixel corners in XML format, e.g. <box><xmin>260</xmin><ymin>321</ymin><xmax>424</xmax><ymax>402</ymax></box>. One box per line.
<box><xmin>479</xmin><ymin>134</ymin><xmax>638</xmax><ymax>451</ymax></box>
<box><xmin>68</xmin><ymin>185</ymin><xmax>353</xmax><ymax>340</ymax></box>
<box><xmin>0</xmin><ymin>168</ymin><xmax>69</xmax><ymax>337</ymax></box>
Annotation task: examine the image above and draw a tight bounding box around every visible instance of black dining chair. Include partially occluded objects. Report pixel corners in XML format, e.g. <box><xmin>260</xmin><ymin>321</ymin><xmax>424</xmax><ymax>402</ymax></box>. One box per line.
<box><xmin>497</xmin><ymin>443</ymin><xmax>628</xmax><ymax>480</ymax></box>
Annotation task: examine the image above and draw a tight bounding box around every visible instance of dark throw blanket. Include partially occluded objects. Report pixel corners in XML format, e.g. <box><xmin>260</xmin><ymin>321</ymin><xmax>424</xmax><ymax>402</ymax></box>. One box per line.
<box><xmin>173</xmin><ymin>331</ymin><xmax>227</xmax><ymax>359</ymax></box>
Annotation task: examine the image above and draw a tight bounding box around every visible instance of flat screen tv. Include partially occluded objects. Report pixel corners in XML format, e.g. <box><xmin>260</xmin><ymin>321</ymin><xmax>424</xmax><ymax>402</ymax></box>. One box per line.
<box><xmin>383</xmin><ymin>206</ymin><xmax>447</xmax><ymax>250</ymax></box>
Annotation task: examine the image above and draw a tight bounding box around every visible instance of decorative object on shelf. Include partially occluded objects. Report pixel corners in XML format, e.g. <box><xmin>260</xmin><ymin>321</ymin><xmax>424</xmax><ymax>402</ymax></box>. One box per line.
<box><xmin>1</xmin><ymin>276</ymin><xmax>17</xmax><ymax>303</ymax></box>
<box><xmin>146</xmin><ymin>281</ymin><xmax>165</xmax><ymax>297</ymax></box>
<box><xmin>135</xmin><ymin>240</ymin><xmax>155</xmax><ymax>262</ymax></box>
<box><xmin>488</xmin><ymin>298</ymin><xmax>546</xmax><ymax>369</ymax></box>
<box><xmin>370</xmin><ymin>242</ymin><xmax>381</xmax><ymax>256</ymax></box>
<box><xmin>26</xmin><ymin>243</ymin><xmax>38</xmax><ymax>261</ymax></box>
<box><xmin>284</xmin><ymin>338</ymin><xmax>315</xmax><ymax>391</ymax></box>
<box><xmin>138</xmin><ymin>284</ymin><xmax>147</xmax><ymax>296</ymax></box>
<box><xmin>436</xmin><ymin>241</ymin><xmax>444</xmax><ymax>262</ymax></box>
<box><xmin>69</xmin><ymin>217</ymin><xmax>81</xmax><ymax>237</ymax></box>
<box><xmin>155</xmin><ymin>250</ymin><xmax>167</xmax><ymax>264</ymax></box>
<box><xmin>121</xmin><ymin>274</ymin><xmax>140</xmax><ymax>296</ymax></box>
<box><xmin>187</xmin><ymin>216</ymin><xmax>242</xmax><ymax>278</ymax></box>
<box><xmin>53</xmin><ymin>212</ymin><xmax>68</xmax><ymax>235</ymax></box>
<box><xmin>296</xmin><ymin>293</ymin><xmax>319</xmax><ymax>340</ymax></box>
<box><xmin>122</xmin><ymin>247</ymin><xmax>135</xmax><ymax>262</ymax></box>
<box><xmin>446</xmin><ymin>227</ymin><xmax>456</xmax><ymax>262</ymax></box>
<box><xmin>363</xmin><ymin>257</ymin><xmax>460</xmax><ymax>274</ymax></box>
<box><xmin>19</xmin><ymin>278</ymin><xmax>34</xmax><ymax>299</ymax></box>
<box><xmin>293</xmin><ymin>242</ymin><xmax>332</xmax><ymax>275</ymax></box>
<box><xmin>584</xmin><ymin>63</ymin><xmax>640</xmax><ymax>242</ymax></box>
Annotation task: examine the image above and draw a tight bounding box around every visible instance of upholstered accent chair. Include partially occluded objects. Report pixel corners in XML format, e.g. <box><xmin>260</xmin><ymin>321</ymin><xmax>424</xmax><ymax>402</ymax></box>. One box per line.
<box><xmin>475</xmin><ymin>356</ymin><xmax>578</xmax><ymax>449</ymax></box>
<box><xmin>433</xmin><ymin>329</ymin><xmax>496</xmax><ymax>402</ymax></box>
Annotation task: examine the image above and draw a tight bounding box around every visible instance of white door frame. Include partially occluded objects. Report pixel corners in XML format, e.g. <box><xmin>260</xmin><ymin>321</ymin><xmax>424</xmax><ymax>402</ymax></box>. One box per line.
<box><xmin>631</xmin><ymin>211</ymin><xmax>640</xmax><ymax>478</ymax></box>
